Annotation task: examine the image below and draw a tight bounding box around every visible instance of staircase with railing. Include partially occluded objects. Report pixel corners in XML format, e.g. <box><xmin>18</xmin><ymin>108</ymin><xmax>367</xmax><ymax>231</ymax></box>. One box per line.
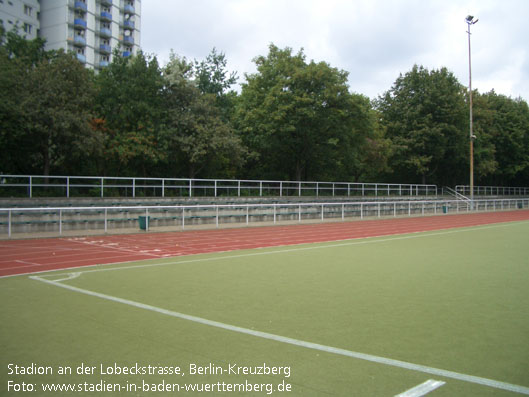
<box><xmin>443</xmin><ymin>186</ymin><xmax>471</xmax><ymax>202</ymax></box>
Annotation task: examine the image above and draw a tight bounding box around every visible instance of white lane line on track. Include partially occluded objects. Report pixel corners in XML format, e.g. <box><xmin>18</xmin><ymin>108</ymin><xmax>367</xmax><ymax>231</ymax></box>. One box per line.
<box><xmin>28</xmin><ymin>275</ymin><xmax>529</xmax><ymax>396</ymax></box>
<box><xmin>66</xmin><ymin>238</ymin><xmax>163</xmax><ymax>258</ymax></box>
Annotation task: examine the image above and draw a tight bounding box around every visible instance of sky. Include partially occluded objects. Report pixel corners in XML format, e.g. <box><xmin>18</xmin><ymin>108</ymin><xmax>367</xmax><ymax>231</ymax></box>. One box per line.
<box><xmin>141</xmin><ymin>0</ymin><xmax>529</xmax><ymax>101</ymax></box>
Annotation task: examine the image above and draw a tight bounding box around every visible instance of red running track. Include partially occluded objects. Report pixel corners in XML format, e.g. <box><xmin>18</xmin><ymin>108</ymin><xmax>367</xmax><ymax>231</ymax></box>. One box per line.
<box><xmin>1</xmin><ymin>210</ymin><xmax>528</xmax><ymax>277</ymax></box>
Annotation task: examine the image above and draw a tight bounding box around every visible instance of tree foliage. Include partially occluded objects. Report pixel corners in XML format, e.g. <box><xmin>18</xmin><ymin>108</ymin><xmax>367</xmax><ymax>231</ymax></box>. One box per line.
<box><xmin>473</xmin><ymin>91</ymin><xmax>529</xmax><ymax>185</ymax></box>
<box><xmin>161</xmin><ymin>53</ymin><xmax>245</xmax><ymax>178</ymax></box>
<box><xmin>376</xmin><ymin>65</ymin><xmax>468</xmax><ymax>185</ymax></box>
<box><xmin>237</xmin><ymin>44</ymin><xmax>373</xmax><ymax>181</ymax></box>
<box><xmin>1</xmin><ymin>32</ymin><xmax>528</xmax><ymax>188</ymax></box>
<box><xmin>0</xmin><ymin>30</ymin><xmax>96</xmax><ymax>175</ymax></box>
<box><xmin>94</xmin><ymin>50</ymin><xmax>165</xmax><ymax>175</ymax></box>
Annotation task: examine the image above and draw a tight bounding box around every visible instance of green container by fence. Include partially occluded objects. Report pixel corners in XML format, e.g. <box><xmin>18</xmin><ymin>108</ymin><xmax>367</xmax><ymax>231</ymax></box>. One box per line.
<box><xmin>138</xmin><ymin>215</ymin><xmax>150</xmax><ymax>230</ymax></box>
<box><xmin>442</xmin><ymin>205</ymin><xmax>448</xmax><ymax>214</ymax></box>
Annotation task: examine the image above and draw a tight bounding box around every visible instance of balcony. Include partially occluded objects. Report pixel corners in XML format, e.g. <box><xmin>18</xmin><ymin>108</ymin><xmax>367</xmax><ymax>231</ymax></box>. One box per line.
<box><xmin>124</xmin><ymin>4</ymin><xmax>134</xmax><ymax>14</ymax></box>
<box><xmin>73</xmin><ymin>35</ymin><xmax>86</xmax><ymax>46</ymax></box>
<box><xmin>100</xmin><ymin>11</ymin><xmax>112</xmax><ymax>21</ymax></box>
<box><xmin>100</xmin><ymin>0</ymin><xmax>112</xmax><ymax>5</ymax></box>
<box><xmin>74</xmin><ymin>18</ymin><xmax>87</xmax><ymax>29</ymax></box>
<box><xmin>99</xmin><ymin>27</ymin><xmax>112</xmax><ymax>37</ymax></box>
<box><xmin>74</xmin><ymin>1</ymin><xmax>87</xmax><ymax>11</ymax></box>
<box><xmin>122</xmin><ymin>50</ymin><xmax>131</xmax><ymax>57</ymax></box>
<box><xmin>123</xmin><ymin>20</ymin><xmax>135</xmax><ymax>29</ymax></box>
<box><xmin>123</xmin><ymin>35</ymin><xmax>134</xmax><ymax>45</ymax></box>
<box><xmin>99</xmin><ymin>44</ymin><xmax>111</xmax><ymax>54</ymax></box>
<box><xmin>99</xmin><ymin>60</ymin><xmax>109</xmax><ymax>68</ymax></box>
<box><xmin>76</xmin><ymin>53</ymin><xmax>86</xmax><ymax>63</ymax></box>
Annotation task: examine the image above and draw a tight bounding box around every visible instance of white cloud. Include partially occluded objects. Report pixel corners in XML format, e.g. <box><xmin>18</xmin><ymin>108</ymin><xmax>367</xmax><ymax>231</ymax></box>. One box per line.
<box><xmin>141</xmin><ymin>0</ymin><xmax>529</xmax><ymax>100</ymax></box>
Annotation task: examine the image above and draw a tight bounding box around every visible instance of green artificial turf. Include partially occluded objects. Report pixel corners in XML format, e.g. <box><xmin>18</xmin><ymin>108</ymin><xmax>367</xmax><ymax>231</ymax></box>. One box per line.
<box><xmin>1</xmin><ymin>221</ymin><xmax>528</xmax><ymax>396</ymax></box>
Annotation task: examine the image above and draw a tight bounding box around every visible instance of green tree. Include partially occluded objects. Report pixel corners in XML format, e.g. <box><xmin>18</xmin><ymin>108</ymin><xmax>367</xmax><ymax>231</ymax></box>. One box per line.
<box><xmin>0</xmin><ymin>30</ymin><xmax>97</xmax><ymax>175</ymax></box>
<box><xmin>194</xmin><ymin>47</ymin><xmax>237</xmax><ymax>97</ymax></box>
<box><xmin>1</xmin><ymin>28</ymin><xmax>47</xmax><ymax>63</ymax></box>
<box><xmin>470</xmin><ymin>91</ymin><xmax>498</xmax><ymax>183</ymax></box>
<box><xmin>356</xmin><ymin>107</ymin><xmax>394</xmax><ymax>182</ymax></box>
<box><xmin>160</xmin><ymin>53</ymin><xmax>246</xmax><ymax>178</ymax></box>
<box><xmin>94</xmin><ymin>51</ymin><xmax>165</xmax><ymax>175</ymax></box>
<box><xmin>237</xmin><ymin>44</ymin><xmax>370</xmax><ymax>181</ymax></box>
<box><xmin>473</xmin><ymin>91</ymin><xmax>529</xmax><ymax>185</ymax></box>
<box><xmin>0</xmin><ymin>32</ymin><xmax>29</xmax><ymax>173</ymax></box>
<box><xmin>193</xmin><ymin>48</ymin><xmax>238</xmax><ymax>124</ymax></box>
<box><xmin>25</xmin><ymin>51</ymin><xmax>97</xmax><ymax>175</ymax></box>
<box><xmin>376</xmin><ymin>65</ymin><xmax>468</xmax><ymax>185</ymax></box>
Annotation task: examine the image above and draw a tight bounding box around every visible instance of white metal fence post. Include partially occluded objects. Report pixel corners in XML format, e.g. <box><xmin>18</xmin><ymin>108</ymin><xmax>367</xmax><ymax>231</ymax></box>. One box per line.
<box><xmin>299</xmin><ymin>205</ymin><xmax>301</xmax><ymax>222</ymax></box>
<box><xmin>182</xmin><ymin>208</ymin><xmax>185</xmax><ymax>229</ymax></box>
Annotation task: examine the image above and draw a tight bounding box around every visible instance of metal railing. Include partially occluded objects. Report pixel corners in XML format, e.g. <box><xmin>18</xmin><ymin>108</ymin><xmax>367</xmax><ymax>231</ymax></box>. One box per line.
<box><xmin>456</xmin><ymin>185</ymin><xmax>529</xmax><ymax>196</ymax></box>
<box><xmin>1</xmin><ymin>198</ymin><xmax>527</xmax><ymax>238</ymax></box>
<box><xmin>0</xmin><ymin>175</ymin><xmax>438</xmax><ymax>199</ymax></box>
<box><xmin>443</xmin><ymin>186</ymin><xmax>471</xmax><ymax>201</ymax></box>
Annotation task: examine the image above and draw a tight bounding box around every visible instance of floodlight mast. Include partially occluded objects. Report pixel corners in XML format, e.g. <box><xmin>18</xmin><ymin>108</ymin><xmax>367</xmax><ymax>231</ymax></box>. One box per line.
<box><xmin>466</xmin><ymin>15</ymin><xmax>478</xmax><ymax>207</ymax></box>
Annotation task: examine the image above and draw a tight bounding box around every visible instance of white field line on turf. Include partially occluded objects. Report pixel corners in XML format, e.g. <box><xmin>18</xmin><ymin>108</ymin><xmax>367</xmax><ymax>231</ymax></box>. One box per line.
<box><xmin>30</xmin><ymin>221</ymin><xmax>523</xmax><ymax>280</ymax></box>
<box><xmin>51</xmin><ymin>272</ymin><xmax>81</xmax><ymax>282</ymax></box>
<box><xmin>28</xmin><ymin>275</ymin><xmax>529</xmax><ymax>396</ymax></box>
<box><xmin>395</xmin><ymin>379</ymin><xmax>446</xmax><ymax>397</ymax></box>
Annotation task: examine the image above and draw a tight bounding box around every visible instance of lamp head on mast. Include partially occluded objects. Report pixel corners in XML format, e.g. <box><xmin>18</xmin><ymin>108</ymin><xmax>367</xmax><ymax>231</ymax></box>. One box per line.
<box><xmin>466</xmin><ymin>15</ymin><xmax>479</xmax><ymax>25</ymax></box>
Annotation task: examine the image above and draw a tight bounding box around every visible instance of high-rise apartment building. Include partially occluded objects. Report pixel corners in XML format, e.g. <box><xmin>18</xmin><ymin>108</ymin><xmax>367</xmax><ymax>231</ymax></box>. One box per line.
<box><xmin>0</xmin><ymin>0</ymin><xmax>40</xmax><ymax>39</ymax></box>
<box><xmin>0</xmin><ymin>0</ymin><xmax>141</xmax><ymax>70</ymax></box>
